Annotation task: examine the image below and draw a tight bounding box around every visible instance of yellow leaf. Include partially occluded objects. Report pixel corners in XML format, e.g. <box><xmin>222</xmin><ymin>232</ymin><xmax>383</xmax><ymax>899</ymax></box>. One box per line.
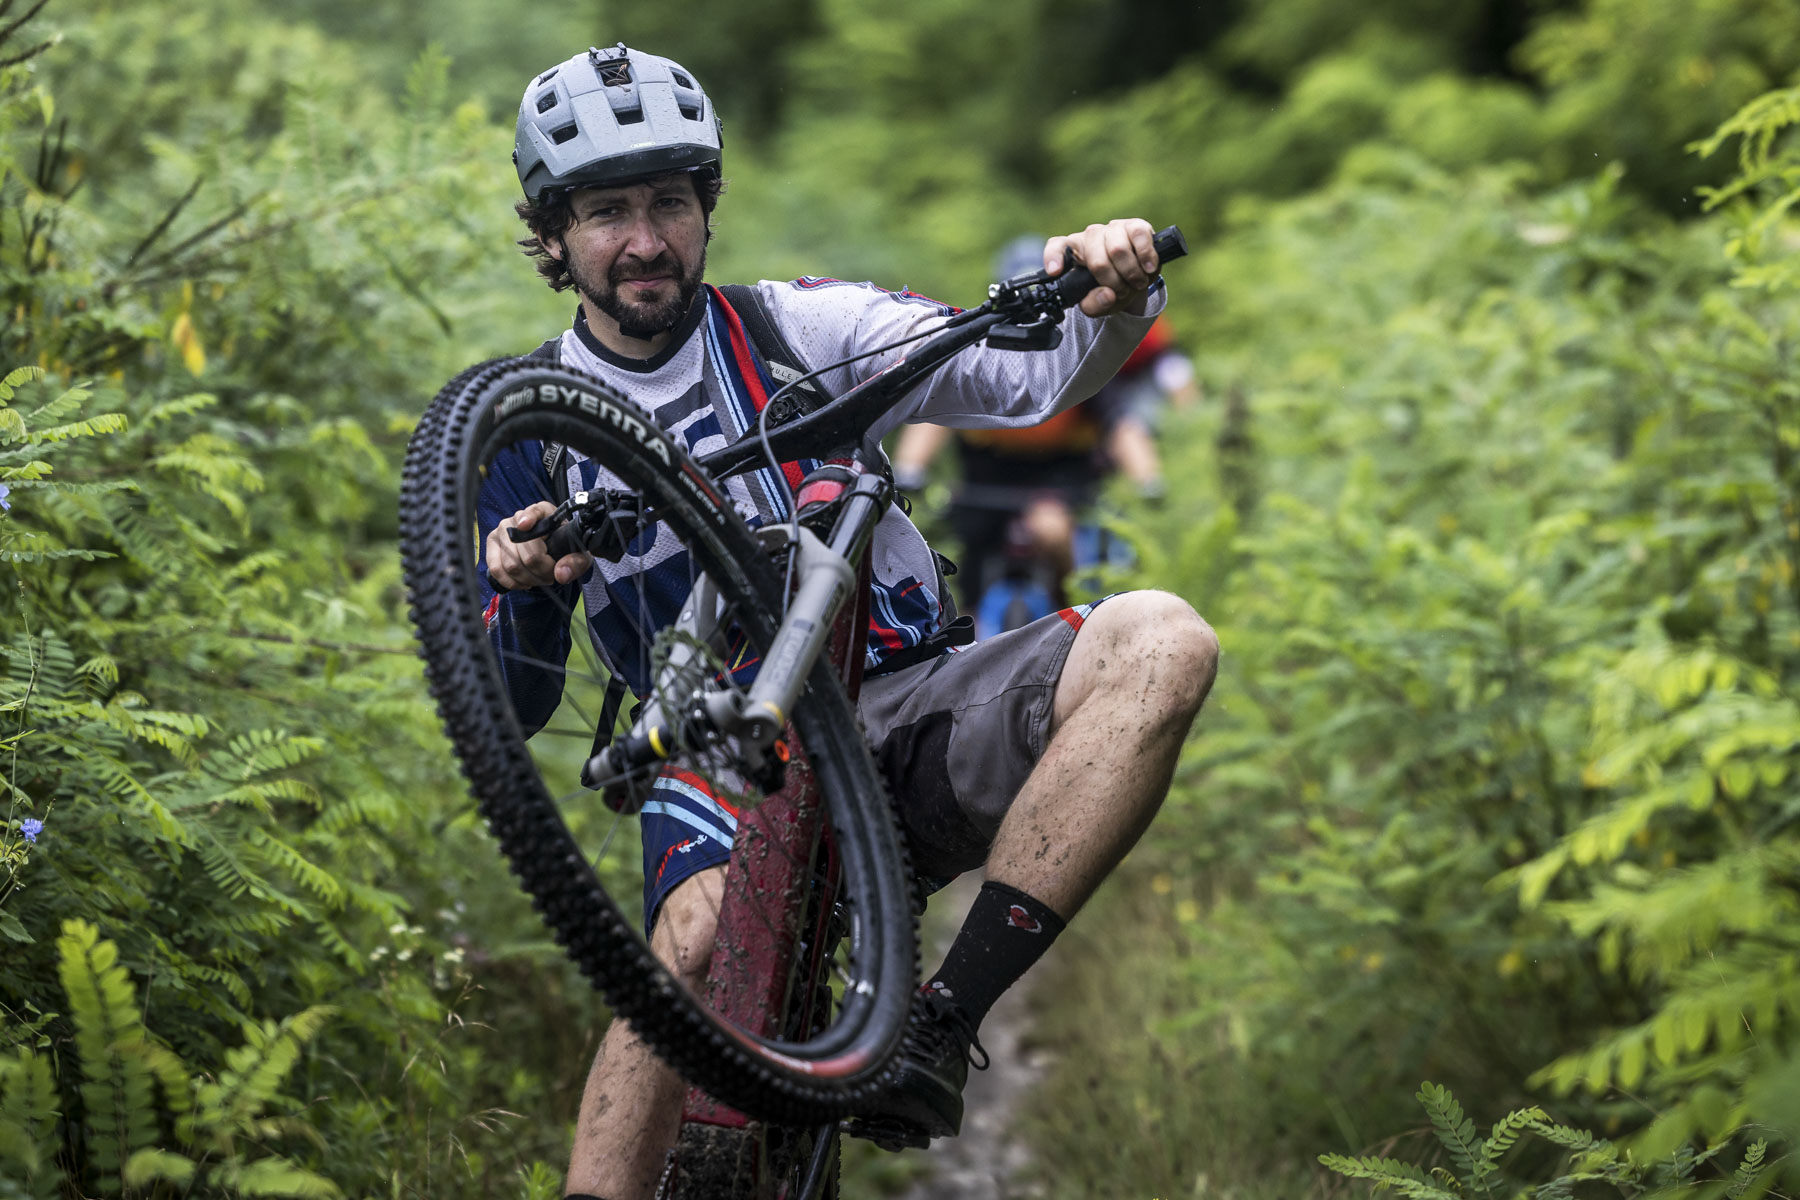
<box><xmin>171</xmin><ymin>312</ymin><xmax>206</xmax><ymax>377</ymax></box>
<box><xmin>1617</xmin><ymin>1037</ymin><xmax>1646</xmax><ymax>1088</ymax></box>
<box><xmin>1498</xmin><ymin>949</ymin><xmax>1524</xmax><ymax>978</ymax></box>
<box><xmin>1682</xmin><ymin>1004</ymin><xmax>1709</xmax><ymax>1053</ymax></box>
<box><xmin>1652</xmin><ymin>1014</ymin><xmax>1679</xmax><ymax>1065</ymax></box>
<box><xmin>1150</xmin><ymin>873</ymin><xmax>1173</xmax><ymax>895</ymax></box>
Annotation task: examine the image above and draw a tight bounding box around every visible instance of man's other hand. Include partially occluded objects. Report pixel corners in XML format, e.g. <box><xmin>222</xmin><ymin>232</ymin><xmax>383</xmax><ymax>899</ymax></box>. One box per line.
<box><xmin>1044</xmin><ymin>219</ymin><xmax>1161</xmax><ymax>318</ymax></box>
<box><xmin>486</xmin><ymin>501</ymin><xmax>596</xmax><ymax>591</ymax></box>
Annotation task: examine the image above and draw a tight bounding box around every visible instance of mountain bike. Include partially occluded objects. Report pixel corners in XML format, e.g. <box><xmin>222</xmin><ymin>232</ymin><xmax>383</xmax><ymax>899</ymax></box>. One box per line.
<box><xmin>398</xmin><ymin>225</ymin><xmax>1186</xmax><ymax>1198</ymax></box>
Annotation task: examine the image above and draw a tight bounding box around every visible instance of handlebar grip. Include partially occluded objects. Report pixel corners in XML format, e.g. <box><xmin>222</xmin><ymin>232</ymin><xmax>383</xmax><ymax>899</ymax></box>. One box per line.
<box><xmin>544</xmin><ymin>521</ymin><xmax>587</xmax><ymax>562</ymax></box>
<box><xmin>1051</xmin><ymin>223</ymin><xmax>1188</xmax><ymax>308</ymax></box>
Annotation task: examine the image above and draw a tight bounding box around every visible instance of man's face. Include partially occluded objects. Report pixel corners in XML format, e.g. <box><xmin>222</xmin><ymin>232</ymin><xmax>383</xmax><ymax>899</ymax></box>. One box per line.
<box><xmin>558</xmin><ymin>174</ymin><xmax>708</xmax><ymax>341</ymax></box>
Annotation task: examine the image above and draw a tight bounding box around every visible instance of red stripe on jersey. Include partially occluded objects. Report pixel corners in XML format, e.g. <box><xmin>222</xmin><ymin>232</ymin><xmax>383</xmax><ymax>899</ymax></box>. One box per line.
<box><xmin>713</xmin><ymin>290</ymin><xmax>806</xmax><ymax>493</ymax></box>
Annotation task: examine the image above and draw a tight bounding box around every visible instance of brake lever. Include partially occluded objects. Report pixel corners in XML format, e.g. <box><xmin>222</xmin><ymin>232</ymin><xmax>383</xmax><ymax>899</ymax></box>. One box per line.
<box><xmin>505</xmin><ymin>496</ymin><xmax>577</xmax><ymax>544</ymax></box>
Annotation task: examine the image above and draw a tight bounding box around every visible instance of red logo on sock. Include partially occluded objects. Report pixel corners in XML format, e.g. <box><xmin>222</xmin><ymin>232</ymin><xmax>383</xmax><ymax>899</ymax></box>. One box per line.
<box><xmin>1006</xmin><ymin>904</ymin><xmax>1042</xmax><ymax>933</ymax></box>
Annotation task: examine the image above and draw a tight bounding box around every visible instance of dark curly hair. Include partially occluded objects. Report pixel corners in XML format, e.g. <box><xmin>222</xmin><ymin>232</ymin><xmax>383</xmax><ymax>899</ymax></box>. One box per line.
<box><xmin>514</xmin><ymin>169</ymin><xmax>725</xmax><ymax>292</ymax></box>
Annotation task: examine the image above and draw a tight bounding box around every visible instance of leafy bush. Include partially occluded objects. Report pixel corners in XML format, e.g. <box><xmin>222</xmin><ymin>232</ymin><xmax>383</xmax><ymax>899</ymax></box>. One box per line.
<box><xmin>1321</xmin><ymin>1082</ymin><xmax>1769</xmax><ymax>1198</ymax></box>
<box><xmin>1021</xmin><ymin>76</ymin><xmax>1800</xmax><ymax>1200</ymax></box>
<box><xmin>0</xmin><ymin>4</ymin><xmax>586</xmax><ymax>1192</ymax></box>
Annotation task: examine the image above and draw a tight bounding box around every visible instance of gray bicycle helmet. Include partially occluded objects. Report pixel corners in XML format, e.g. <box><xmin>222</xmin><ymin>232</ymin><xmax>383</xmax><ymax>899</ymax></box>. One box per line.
<box><xmin>514</xmin><ymin>44</ymin><xmax>722</xmax><ymax>202</ymax></box>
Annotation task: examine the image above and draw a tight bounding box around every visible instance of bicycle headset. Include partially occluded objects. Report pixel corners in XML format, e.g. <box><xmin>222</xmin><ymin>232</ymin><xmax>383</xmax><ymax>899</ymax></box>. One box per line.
<box><xmin>513</xmin><ymin>43</ymin><xmax>722</xmax><ymax>201</ymax></box>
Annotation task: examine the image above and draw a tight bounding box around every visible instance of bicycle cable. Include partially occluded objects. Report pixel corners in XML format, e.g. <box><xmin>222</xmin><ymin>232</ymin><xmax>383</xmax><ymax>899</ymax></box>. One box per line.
<box><xmin>749</xmin><ymin>312</ymin><xmax>961</xmax><ymax>597</ymax></box>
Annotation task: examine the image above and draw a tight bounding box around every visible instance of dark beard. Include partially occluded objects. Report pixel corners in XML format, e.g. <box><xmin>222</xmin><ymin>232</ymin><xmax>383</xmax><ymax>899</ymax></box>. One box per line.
<box><xmin>575</xmin><ymin>246</ymin><xmax>706</xmax><ymax>340</ymax></box>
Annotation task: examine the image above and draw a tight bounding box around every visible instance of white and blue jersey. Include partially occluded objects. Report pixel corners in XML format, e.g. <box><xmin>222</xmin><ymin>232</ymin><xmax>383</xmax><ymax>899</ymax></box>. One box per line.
<box><xmin>477</xmin><ymin>277</ymin><xmax>1165</xmax><ymax>726</ymax></box>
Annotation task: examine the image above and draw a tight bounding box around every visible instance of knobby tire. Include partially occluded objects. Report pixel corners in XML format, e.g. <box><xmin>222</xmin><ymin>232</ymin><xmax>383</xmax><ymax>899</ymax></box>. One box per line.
<box><xmin>399</xmin><ymin>357</ymin><xmax>918</xmax><ymax>1124</ymax></box>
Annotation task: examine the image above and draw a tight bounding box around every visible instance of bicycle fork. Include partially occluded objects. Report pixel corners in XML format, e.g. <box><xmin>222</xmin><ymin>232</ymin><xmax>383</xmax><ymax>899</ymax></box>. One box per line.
<box><xmin>583</xmin><ymin>465</ymin><xmax>890</xmax><ymax>792</ymax></box>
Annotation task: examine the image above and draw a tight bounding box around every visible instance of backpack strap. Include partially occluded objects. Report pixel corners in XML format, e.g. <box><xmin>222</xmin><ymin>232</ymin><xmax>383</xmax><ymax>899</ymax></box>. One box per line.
<box><xmin>717</xmin><ymin>283</ymin><xmax>833</xmax><ymax>424</ymax></box>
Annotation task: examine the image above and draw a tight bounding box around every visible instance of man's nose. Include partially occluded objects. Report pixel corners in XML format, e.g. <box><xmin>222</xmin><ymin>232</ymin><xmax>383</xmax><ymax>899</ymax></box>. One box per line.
<box><xmin>620</xmin><ymin>210</ymin><xmax>666</xmax><ymax>260</ymax></box>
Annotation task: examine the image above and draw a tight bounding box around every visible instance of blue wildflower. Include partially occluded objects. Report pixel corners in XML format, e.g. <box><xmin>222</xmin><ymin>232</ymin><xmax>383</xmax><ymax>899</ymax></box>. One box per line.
<box><xmin>0</xmin><ymin>482</ymin><xmax>9</xmax><ymax>512</ymax></box>
<box><xmin>19</xmin><ymin>818</ymin><xmax>41</xmax><ymax>844</ymax></box>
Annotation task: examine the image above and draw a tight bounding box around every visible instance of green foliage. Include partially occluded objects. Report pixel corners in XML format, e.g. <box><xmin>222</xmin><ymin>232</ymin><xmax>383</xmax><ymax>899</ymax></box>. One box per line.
<box><xmin>1321</xmin><ymin>1082</ymin><xmax>1769</xmax><ymax>1199</ymax></box>
<box><xmin>0</xmin><ymin>919</ymin><xmax>340</xmax><ymax>1197</ymax></box>
<box><xmin>6</xmin><ymin>0</ymin><xmax>1800</xmax><ymax>1195</ymax></box>
<box><xmin>0</xmin><ymin>0</ymin><xmax>599</xmax><ymax>1193</ymax></box>
<box><xmin>1022</xmin><ymin>56</ymin><xmax>1800</xmax><ymax>1200</ymax></box>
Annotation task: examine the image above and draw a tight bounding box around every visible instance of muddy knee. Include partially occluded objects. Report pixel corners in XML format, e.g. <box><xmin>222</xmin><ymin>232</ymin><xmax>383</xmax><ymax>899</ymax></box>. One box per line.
<box><xmin>649</xmin><ymin>866</ymin><xmax>725</xmax><ymax>990</ymax></box>
<box><xmin>1065</xmin><ymin>590</ymin><xmax>1218</xmax><ymax>723</ymax></box>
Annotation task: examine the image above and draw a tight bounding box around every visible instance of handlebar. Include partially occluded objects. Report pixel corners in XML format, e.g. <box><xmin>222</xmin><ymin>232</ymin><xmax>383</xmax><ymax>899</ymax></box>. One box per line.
<box><xmin>505</xmin><ymin>509</ymin><xmax>589</xmax><ymax>560</ymax></box>
<box><xmin>991</xmin><ymin>225</ymin><xmax>1190</xmax><ymax>321</ymax></box>
<box><xmin>1061</xmin><ymin>225</ymin><xmax>1187</xmax><ymax>304</ymax></box>
<box><xmin>696</xmin><ymin>224</ymin><xmax>1187</xmax><ymax>480</ymax></box>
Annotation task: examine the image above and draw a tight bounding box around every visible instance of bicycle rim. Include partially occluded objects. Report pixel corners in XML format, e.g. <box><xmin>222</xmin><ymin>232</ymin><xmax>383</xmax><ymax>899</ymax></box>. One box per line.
<box><xmin>399</xmin><ymin>357</ymin><xmax>917</xmax><ymax>1121</ymax></box>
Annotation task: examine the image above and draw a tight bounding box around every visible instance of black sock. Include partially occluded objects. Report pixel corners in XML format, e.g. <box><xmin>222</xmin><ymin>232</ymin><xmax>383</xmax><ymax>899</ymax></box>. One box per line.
<box><xmin>924</xmin><ymin>881</ymin><xmax>1066</xmax><ymax>1028</ymax></box>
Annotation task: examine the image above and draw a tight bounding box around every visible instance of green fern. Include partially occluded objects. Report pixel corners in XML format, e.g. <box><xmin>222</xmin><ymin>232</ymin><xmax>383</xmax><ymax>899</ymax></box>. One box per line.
<box><xmin>1323</xmin><ymin>1085</ymin><xmax>1769</xmax><ymax>1200</ymax></box>
<box><xmin>1477</xmin><ymin>1105</ymin><xmax>1548</xmax><ymax>1186</ymax></box>
<box><xmin>1726</xmin><ymin>1140</ymin><xmax>1767</xmax><ymax>1198</ymax></box>
<box><xmin>1420</xmin><ymin>1082</ymin><xmax>1485</xmax><ymax>1185</ymax></box>
<box><xmin>56</xmin><ymin>919</ymin><xmax>157</xmax><ymax>1192</ymax></box>
<box><xmin>0</xmin><ymin>1047</ymin><xmax>61</xmax><ymax>1191</ymax></box>
<box><xmin>1318</xmin><ymin>1153</ymin><xmax>1459</xmax><ymax>1199</ymax></box>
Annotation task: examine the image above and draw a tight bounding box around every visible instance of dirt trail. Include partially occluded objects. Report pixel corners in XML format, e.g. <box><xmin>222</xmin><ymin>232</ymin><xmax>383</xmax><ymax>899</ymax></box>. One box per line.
<box><xmin>893</xmin><ymin>875</ymin><xmax>1049</xmax><ymax>1200</ymax></box>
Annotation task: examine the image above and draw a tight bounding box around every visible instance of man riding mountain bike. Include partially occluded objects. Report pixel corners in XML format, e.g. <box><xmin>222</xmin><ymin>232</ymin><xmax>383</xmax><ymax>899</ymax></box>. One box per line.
<box><xmin>481</xmin><ymin>44</ymin><xmax>1218</xmax><ymax>1200</ymax></box>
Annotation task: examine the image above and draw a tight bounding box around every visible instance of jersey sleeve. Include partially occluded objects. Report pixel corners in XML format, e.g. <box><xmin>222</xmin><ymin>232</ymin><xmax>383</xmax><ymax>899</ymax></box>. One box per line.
<box><xmin>754</xmin><ymin>275</ymin><xmax>1169</xmax><ymax>442</ymax></box>
<box><xmin>475</xmin><ymin>438</ymin><xmax>581</xmax><ymax>738</ymax></box>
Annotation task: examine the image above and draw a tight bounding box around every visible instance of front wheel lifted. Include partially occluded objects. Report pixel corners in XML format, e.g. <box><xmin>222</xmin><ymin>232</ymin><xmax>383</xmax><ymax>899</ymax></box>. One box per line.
<box><xmin>399</xmin><ymin>356</ymin><xmax>917</xmax><ymax>1123</ymax></box>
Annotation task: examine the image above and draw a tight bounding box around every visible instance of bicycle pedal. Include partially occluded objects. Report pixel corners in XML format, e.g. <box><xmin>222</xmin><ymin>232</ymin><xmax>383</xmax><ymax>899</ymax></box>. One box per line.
<box><xmin>843</xmin><ymin>1118</ymin><xmax>930</xmax><ymax>1153</ymax></box>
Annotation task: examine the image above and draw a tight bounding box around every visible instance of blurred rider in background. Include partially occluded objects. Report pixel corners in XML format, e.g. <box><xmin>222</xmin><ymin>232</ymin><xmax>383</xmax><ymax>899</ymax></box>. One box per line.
<box><xmin>891</xmin><ymin>235</ymin><xmax>1199</xmax><ymax>628</ymax></box>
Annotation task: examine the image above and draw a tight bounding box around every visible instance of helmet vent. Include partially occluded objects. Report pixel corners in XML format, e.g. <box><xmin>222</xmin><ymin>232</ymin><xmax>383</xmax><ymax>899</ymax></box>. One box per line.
<box><xmin>549</xmin><ymin>123</ymin><xmax>580</xmax><ymax>145</ymax></box>
<box><xmin>671</xmin><ymin>70</ymin><xmax>692</xmax><ymax>88</ymax></box>
<box><xmin>614</xmin><ymin>106</ymin><xmax>645</xmax><ymax>126</ymax></box>
<box><xmin>678</xmin><ymin>100</ymin><xmax>701</xmax><ymax>120</ymax></box>
<box><xmin>535</xmin><ymin>90</ymin><xmax>558</xmax><ymax>113</ymax></box>
<box><xmin>598</xmin><ymin>59</ymin><xmax>633</xmax><ymax>88</ymax></box>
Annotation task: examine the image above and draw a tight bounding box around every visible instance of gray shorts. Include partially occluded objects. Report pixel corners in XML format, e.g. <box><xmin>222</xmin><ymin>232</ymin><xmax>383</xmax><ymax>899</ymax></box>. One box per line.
<box><xmin>637</xmin><ymin>597</ymin><xmax>1106</xmax><ymax>935</ymax></box>
<box><xmin>857</xmin><ymin>598</ymin><xmax>1107</xmax><ymax>880</ymax></box>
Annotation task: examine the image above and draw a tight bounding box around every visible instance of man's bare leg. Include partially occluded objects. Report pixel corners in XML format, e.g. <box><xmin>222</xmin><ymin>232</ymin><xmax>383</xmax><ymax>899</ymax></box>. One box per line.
<box><xmin>987</xmin><ymin>588</ymin><xmax>1216</xmax><ymax>915</ymax></box>
<box><xmin>566</xmin><ymin>866</ymin><xmax>725</xmax><ymax>1200</ymax></box>
<box><xmin>867</xmin><ymin>589</ymin><xmax>1216</xmax><ymax>1142</ymax></box>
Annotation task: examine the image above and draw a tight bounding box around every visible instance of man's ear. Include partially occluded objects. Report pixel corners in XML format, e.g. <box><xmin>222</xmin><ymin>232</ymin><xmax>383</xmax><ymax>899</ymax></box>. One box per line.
<box><xmin>544</xmin><ymin>235</ymin><xmax>566</xmax><ymax>263</ymax></box>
